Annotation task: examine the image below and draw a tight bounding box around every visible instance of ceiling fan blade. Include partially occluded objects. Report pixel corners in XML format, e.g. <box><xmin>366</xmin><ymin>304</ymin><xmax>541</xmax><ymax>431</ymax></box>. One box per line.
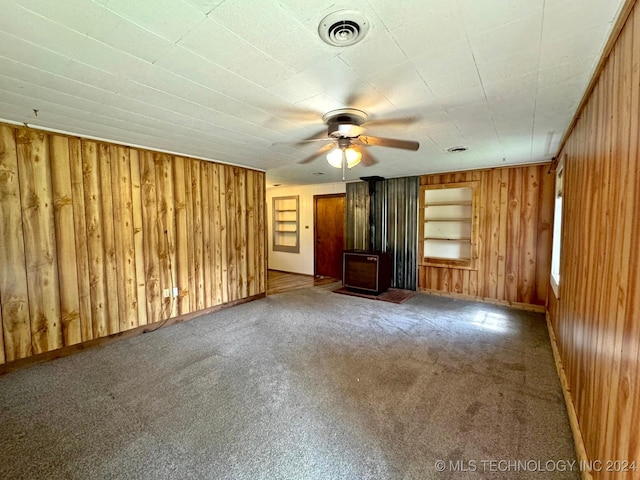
<box><xmin>365</xmin><ymin>116</ymin><xmax>419</xmax><ymax>128</ymax></box>
<box><xmin>298</xmin><ymin>142</ymin><xmax>335</xmax><ymax>164</ymax></box>
<box><xmin>359</xmin><ymin>148</ymin><xmax>378</xmax><ymax>167</ymax></box>
<box><xmin>295</xmin><ymin>128</ymin><xmax>328</xmax><ymax>145</ymax></box>
<box><xmin>358</xmin><ymin>135</ymin><xmax>420</xmax><ymax>151</ymax></box>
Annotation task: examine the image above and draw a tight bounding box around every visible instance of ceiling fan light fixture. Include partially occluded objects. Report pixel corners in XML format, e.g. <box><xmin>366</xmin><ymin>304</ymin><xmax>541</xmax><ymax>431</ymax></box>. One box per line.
<box><xmin>327</xmin><ymin>147</ymin><xmax>361</xmax><ymax>168</ymax></box>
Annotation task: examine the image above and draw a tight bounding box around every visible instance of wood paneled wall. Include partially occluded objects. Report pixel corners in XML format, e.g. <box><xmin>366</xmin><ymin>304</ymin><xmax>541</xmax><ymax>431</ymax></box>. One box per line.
<box><xmin>418</xmin><ymin>165</ymin><xmax>554</xmax><ymax>308</ymax></box>
<box><xmin>0</xmin><ymin>124</ymin><xmax>266</xmax><ymax>364</ymax></box>
<box><xmin>548</xmin><ymin>2</ymin><xmax>640</xmax><ymax>478</ymax></box>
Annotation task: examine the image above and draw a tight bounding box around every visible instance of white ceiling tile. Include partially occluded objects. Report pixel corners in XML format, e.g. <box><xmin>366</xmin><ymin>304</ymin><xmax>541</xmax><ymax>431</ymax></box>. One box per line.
<box><xmin>369</xmin><ymin>61</ymin><xmax>435</xmax><ymax>102</ymax></box>
<box><xmin>176</xmin><ymin>17</ymin><xmax>293</xmax><ymax>89</ymax></box>
<box><xmin>87</xmin><ymin>10</ymin><xmax>174</xmax><ymax>63</ymax></box>
<box><xmin>468</xmin><ymin>13</ymin><xmax>543</xmax><ymax>66</ymax></box>
<box><xmin>183</xmin><ymin>0</ymin><xmax>227</xmax><ymax>15</ymax></box>
<box><xmin>72</xmin><ymin>36</ymin><xmax>151</xmax><ymax>78</ymax></box>
<box><xmin>338</xmin><ymin>34</ymin><xmax>407</xmax><ymax>78</ymax></box>
<box><xmin>205</xmin><ymin>0</ymin><xmax>324</xmax><ymax>73</ymax></box>
<box><xmin>367</xmin><ymin>0</ymin><xmax>455</xmax><ymax>31</ymax></box>
<box><xmin>542</xmin><ymin>0</ymin><xmax>621</xmax><ymax>41</ymax></box>
<box><xmin>0</xmin><ymin>0</ymin><xmax>627</xmax><ymax>186</ymax></box>
<box><xmin>17</xmin><ymin>0</ymin><xmax>106</xmax><ymax>35</ymax></box>
<box><xmin>0</xmin><ymin>3</ymin><xmax>86</xmax><ymax>59</ymax></box>
<box><xmin>540</xmin><ymin>25</ymin><xmax>610</xmax><ymax>70</ymax></box>
<box><xmin>151</xmin><ymin>45</ymin><xmax>287</xmax><ymax>117</ymax></box>
<box><xmin>387</xmin><ymin>7</ymin><xmax>467</xmax><ymax>59</ymax></box>
<box><xmin>475</xmin><ymin>47</ymin><xmax>541</xmax><ymax>86</ymax></box>
<box><xmin>483</xmin><ymin>73</ymin><xmax>538</xmax><ymax>99</ymax></box>
<box><xmin>458</xmin><ymin>0</ymin><xmax>543</xmax><ymax>37</ymax></box>
<box><xmin>102</xmin><ymin>0</ymin><xmax>205</xmax><ymax>43</ymax></box>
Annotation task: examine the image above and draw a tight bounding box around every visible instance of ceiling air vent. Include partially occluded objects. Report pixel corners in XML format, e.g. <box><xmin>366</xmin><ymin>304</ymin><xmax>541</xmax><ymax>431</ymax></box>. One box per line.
<box><xmin>318</xmin><ymin>10</ymin><xmax>369</xmax><ymax>47</ymax></box>
<box><xmin>447</xmin><ymin>146</ymin><xmax>468</xmax><ymax>153</ymax></box>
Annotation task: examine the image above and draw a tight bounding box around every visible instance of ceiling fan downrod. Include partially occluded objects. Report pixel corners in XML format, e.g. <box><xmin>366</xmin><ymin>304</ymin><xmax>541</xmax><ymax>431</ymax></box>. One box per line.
<box><xmin>342</xmin><ymin>148</ymin><xmax>347</xmax><ymax>181</ymax></box>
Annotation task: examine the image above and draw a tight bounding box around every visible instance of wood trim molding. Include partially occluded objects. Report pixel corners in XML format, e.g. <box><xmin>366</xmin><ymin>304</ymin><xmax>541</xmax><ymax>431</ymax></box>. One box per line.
<box><xmin>0</xmin><ymin>294</ymin><xmax>265</xmax><ymax>376</ymax></box>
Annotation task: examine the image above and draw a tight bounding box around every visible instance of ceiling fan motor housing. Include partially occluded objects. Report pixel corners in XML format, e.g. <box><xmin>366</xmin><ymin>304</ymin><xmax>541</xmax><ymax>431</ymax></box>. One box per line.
<box><xmin>324</xmin><ymin>108</ymin><xmax>368</xmax><ymax>138</ymax></box>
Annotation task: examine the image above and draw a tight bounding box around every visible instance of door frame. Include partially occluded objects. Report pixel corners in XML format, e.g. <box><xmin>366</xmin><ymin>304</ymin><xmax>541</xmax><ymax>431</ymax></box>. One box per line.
<box><xmin>313</xmin><ymin>193</ymin><xmax>346</xmax><ymax>277</ymax></box>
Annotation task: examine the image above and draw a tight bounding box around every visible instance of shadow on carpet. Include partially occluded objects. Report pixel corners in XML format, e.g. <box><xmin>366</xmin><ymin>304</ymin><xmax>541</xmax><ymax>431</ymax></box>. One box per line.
<box><xmin>332</xmin><ymin>286</ymin><xmax>417</xmax><ymax>304</ymax></box>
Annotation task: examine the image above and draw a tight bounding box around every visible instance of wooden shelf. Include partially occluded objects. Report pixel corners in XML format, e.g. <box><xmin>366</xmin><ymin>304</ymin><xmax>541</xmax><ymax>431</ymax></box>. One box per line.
<box><xmin>425</xmin><ymin>237</ymin><xmax>471</xmax><ymax>241</ymax></box>
<box><xmin>273</xmin><ymin>195</ymin><xmax>300</xmax><ymax>253</ymax></box>
<box><xmin>424</xmin><ymin>200</ymin><xmax>472</xmax><ymax>206</ymax></box>
<box><xmin>425</xmin><ymin>218</ymin><xmax>472</xmax><ymax>222</ymax></box>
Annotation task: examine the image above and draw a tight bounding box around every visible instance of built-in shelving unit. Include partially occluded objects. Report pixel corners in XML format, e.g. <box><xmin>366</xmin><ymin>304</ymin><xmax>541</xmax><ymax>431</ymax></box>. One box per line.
<box><xmin>419</xmin><ymin>182</ymin><xmax>479</xmax><ymax>269</ymax></box>
<box><xmin>272</xmin><ymin>195</ymin><xmax>299</xmax><ymax>253</ymax></box>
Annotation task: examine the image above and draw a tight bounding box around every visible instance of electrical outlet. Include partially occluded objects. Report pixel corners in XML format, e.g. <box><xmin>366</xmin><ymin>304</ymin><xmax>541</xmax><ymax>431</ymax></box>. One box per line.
<box><xmin>172</xmin><ymin>287</ymin><xmax>179</xmax><ymax>297</ymax></box>
<box><xmin>163</xmin><ymin>289</ymin><xmax>170</xmax><ymax>298</ymax></box>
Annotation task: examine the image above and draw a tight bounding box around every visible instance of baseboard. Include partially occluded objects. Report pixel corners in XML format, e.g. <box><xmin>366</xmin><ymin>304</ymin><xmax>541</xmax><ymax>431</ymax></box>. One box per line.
<box><xmin>545</xmin><ymin>313</ymin><xmax>593</xmax><ymax>480</ymax></box>
<box><xmin>0</xmin><ymin>293</ymin><xmax>265</xmax><ymax>376</ymax></box>
<box><xmin>418</xmin><ymin>289</ymin><xmax>545</xmax><ymax>313</ymax></box>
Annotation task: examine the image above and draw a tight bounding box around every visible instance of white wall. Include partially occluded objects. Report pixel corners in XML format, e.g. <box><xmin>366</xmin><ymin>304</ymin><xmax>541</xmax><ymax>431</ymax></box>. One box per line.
<box><xmin>267</xmin><ymin>182</ymin><xmax>346</xmax><ymax>275</ymax></box>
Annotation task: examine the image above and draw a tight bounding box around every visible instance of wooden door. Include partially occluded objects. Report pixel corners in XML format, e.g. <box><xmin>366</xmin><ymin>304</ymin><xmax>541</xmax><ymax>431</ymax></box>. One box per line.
<box><xmin>314</xmin><ymin>194</ymin><xmax>345</xmax><ymax>279</ymax></box>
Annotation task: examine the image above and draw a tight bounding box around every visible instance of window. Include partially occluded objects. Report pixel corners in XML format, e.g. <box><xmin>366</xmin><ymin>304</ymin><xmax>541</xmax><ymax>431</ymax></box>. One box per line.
<box><xmin>272</xmin><ymin>195</ymin><xmax>300</xmax><ymax>253</ymax></box>
<box><xmin>419</xmin><ymin>181</ymin><xmax>479</xmax><ymax>269</ymax></box>
<box><xmin>550</xmin><ymin>157</ymin><xmax>564</xmax><ymax>297</ymax></box>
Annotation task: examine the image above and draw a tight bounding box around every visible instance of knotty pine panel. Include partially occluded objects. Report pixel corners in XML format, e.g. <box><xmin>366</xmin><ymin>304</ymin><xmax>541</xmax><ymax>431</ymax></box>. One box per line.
<box><xmin>418</xmin><ymin>164</ymin><xmax>554</xmax><ymax>308</ymax></box>
<box><xmin>16</xmin><ymin>129</ymin><xmax>63</xmax><ymax>354</ymax></box>
<box><xmin>0</xmin><ymin>126</ymin><xmax>31</xmax><ymax>362</ymax></box>
<box><xmin>548</xmin><ymin>3</ymin><xmax>640</xmax><ymax>478</ymax></box>
<box><xmin>0</xmin><ymin>123</ymin><xmax>266</xmax><ymax>364</ymax></box>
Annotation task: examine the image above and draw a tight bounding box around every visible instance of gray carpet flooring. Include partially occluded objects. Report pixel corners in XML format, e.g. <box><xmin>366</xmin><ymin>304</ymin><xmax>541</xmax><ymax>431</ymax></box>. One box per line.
<box><xmin>0</xmin><ymin>284</ymin><xmax>578</xmax><ymax>480</ymax></box>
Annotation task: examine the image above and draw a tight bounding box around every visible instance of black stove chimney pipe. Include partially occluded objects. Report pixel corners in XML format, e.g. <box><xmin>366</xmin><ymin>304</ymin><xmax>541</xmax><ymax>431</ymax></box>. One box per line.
<box><xmin>360</xmin><ymin>176</ymin><xmax>384</xmax><ymax>252</ymax></box>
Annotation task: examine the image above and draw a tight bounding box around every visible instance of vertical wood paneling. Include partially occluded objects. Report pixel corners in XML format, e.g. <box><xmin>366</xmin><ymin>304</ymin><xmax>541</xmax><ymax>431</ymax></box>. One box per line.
<box><xmin>154</xmin><ymin>153</ymin><xmax>176</xmax><ymax>319</ymax></box>
<box><xmin>190</xmin><ymin>160</ymin><xmax>205</xmax><ymax>311</ymax></box>
<box><xmin>0</xmin><ymin>126</ymin><xmax>31</xmax><ymax>362</ymax></box>
<box><xmin>547</xmin><ymin>4</ymin><xmax>640</xmax><ymax>479</ymax></box>
<box><xmin>257</xmin><ymin>173</ymin><xmax>266</xmax><ymax>294</ymax></box>
<box><xmin>49</xmin><ymin>135</ymin><xmax>82</xmax><ymax>346</ymax></box>
<box><xmin>236</xmin><ymin>169</ymin><xmax>248</xmax><ymax>300</ymax></box>
<box><xmin>218</xmin><ymin>166</ymin><xmax>229</xmax><ymax>304</ymax></box>
<box><xmin>505</xmin><ymin>168</ymin><xmax>522</xmax><ymax>303</ymax></box>
<box><xmin>535</xmin><ymin>168</ymin><xmax>554</xmax><ymax>305</ymax></box>
<box><xmin>201</xmin><ymin>162</ymin><xmax>213</xmax><ymax>307</ymax></box>
<box><xmin>210</xmin><ymin>164</ymin><xmax>222</xmax><ymax>305</ymax></box>
<box><xmin>69</xmin><ymin>138</ymin><xmax>93</xmax><ymax>341</ymax></box>
<box><xmin>111</xmin><ymin>146</ymin><xmax>138</xmax><ymax>331</ymax></box>
<box><xmin>98</xmin><ymin>144</ymin><xmax>120</xmax><ymax>335</ymax></box>
<box><xmin>82</xmin><ymin>141</ymin><xmax>109</xmax><ymax>338</ymax></box>
<box><xmin>140</xmin><ymin>151</ymin><xmax>161</xmax><ymax>323</ymax></box>
<box><xmin>129</xmin><ymin>149</ymin><xmax>148</xmax><ymax>327</ymax></box>
<box><xmin>418</xmin><ymin>164</ymin><xmax>554</xmax><ymax>308</ymax></box>
<box><xmin>225</xmin><ymin>167</ymin><xmax>238</xmax><ymax>302</ymax></box>
<box><xmin>173</xmin><ymin>157</ymin><xmax>189</xmax><ymax>315</ymax></box>
<box><xmin>0</xmin><ymin>124</ymin><xmax>266</xmax><ymax>365</ymax></box>
<box><xmin>181</xmin><ymin>158</ymin><xmax>196</xmax><ymax>312</ymax></box>
<box><xmin>246</xmin><ymin>171</ymin><xmax>256</xmax><ymax>296</ymax></box>
<box><xmin>17</xmin><ymin>130</ymin><xmax>62</xmax><ymax>354</ymax></box>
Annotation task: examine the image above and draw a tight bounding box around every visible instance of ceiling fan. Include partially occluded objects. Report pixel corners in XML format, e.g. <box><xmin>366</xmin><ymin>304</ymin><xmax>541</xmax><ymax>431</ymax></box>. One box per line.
<box><xmin>297</xmin><ymin>108</ymin><xmax>420</xmax><ymax>179</ymax></box>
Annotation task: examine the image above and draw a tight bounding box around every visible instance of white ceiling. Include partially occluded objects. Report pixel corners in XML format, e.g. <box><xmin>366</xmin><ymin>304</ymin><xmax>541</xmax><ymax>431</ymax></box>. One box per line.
<box><xmin>0</xmin><ymin>0</ymin><xmax>624</xmax><ymax>186</ymax></box>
